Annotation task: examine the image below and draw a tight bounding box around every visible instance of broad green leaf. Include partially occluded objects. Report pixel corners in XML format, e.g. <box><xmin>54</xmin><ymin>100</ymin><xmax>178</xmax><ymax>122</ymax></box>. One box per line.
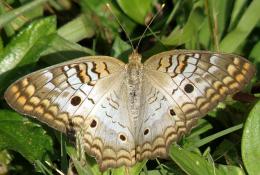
<box><xmin>129</xmin><ymin>161</ymin><xmax>147</xmax><ymax>175</ymax></box>
<box><xmin>250</xmin><ymin>41</ymin><xmax>260</xmax><ymax>62</ymax></box>
<box><xmin>170</xmin><ymin>144</ymin><xmax>245</xmax><ymax>175</ymax></box>
<box><xmin>0</xmin><ymin>16</ymin><xmax>56</xmax><ymax>75</ymax></box>
<box><xmin>206</xmin><ymin>0</ymin><xmax>232</xmax><ymax>50</ymax></box>
<box><xmin>228</xmin><ymin>0</ymin><xmax>248</xmax><ymax>30</ymax></box>
<box><xmin>66</xmin><ymin>146</ymin><xmax>109</xmax><ymax>175</ymax></box>
<box><xmin>198</xmin><ymin>18</ymin><xmax>211</xmax><ymax>49</ymax></box>
<box><xmin>34</xmin><ymin>160</ymin><xmax>54</xmax><ymax>175</ymax></box>
<box><xmin>0</xmin><ymin>17</ymin><xmax>56</xmax><ymax>93</ymax></box>
<box><xmin>142</xmin><ymin>42</ymin><xmax>167</xmax><ymax>59</ymax></box>
<box><xmin>161</xmin><ymin>0</ymin><xmax>182</xmax><ymax>35</ymax></box>
<box><xmin>116</xmin><ymin>0</ymin><xmax>153</xmax><ymax>24</ymax></box>
<box><xmin>111</xmin><ymin>36</ymin><xmax>131</xmax><ymax>61</ymax></box>
<box><xmin>189</xmin><ymin>124</ymin><xmax>243</xmax><ymax>149</ymax></box>
<box><xmin>47</xmin><ymin>0</ymin><xmax>65</xmax><ymax>10</ymax></box>
<box><xmin>170</xmin><ymin>144</ymin><xmax>216</xmax><ymax>175</ymax></box>
<box><xmin>185</xmin><ymin>119</ymin><xmax>212</xmax><ymax>140</ymax></box>
<box><xmin>0</xmin><ymin>1</ymin><xmax>15</xmax><ymax>37</ymax></box>
<box><xmin>40</xmin><ymin>34</ymin><xmax>95</xmax><ymax>65</ymax></box>
<box><xmin>111</xmin><ymin>160</ymin><xmax>147</xmax><ymax>175</ymax></box>
<box><xmin>2</xmin><ymin>0</ymin><xmax>45</xmax><ymax>32</ymax></box>
<box><xmin>162</xmin><ymin>6</ymin><xmax>205</xmax><ymax>48</ymax></box>
<box><xmin>0</xmin><ymin>0</ymin><xmax>48</xmax><ymax>28</ymax></box>
<box><xmin>212</xmin><ymin>140</ymin><xmax>235</xmax><ymax>160</ymax></box>
<box><xmin>218</xmin><ymin>165</ymin><xmax>245</xmax><ymax>175</ymax></box>
<box><xmin>0</xmin><ymin>150</ymin><xmax>11</xmax><ymax>166</ymax></box>
<box><xmin>212</xmin><ymin>0</ymin><xmax>231</xmax><ymax>39</ymax></box>
<box><xmin>80</xmin><ymin>0</ymin><xmax>135</xmax><ymax>41</ymax></box>
<box><xmin>249</xmin><ymin>41</ymin><xmax>260</xmax><ymax>79</ymax></box>
<box><xmin>22</xmin><ymin>3</ymin><xmax>44</xmax><ymax>20</ymax></box>
<box><xmin>140</xmin><ymin>170</ymin><xmax>170</xmax><ymax>175</ymax></box>
<box><xmin>106</xmin><ymin>3</ymin><xmax>136</xmax><ymax>35</ymax></box>
<box><xmin>242</xmin><ymin>100</ymin><xmax>260</xmax><ymax>175</ymax></box>
<box><xmin>220</xmin><ymin>0</ymin><xmax>260</xmax><ymax>52</ymax></box>
<box><xmin>0</xmin><ymin>110</ymin><xmax>53</xmax><ymax>163</ymax></box>
<box><xmin>0</xmin><ymin>36</ymin><xmax>3</xmax><ymax>52</ymax></box>
<box><xmin>58</xmin><ymin>14</ymin><xmax>95</xmax><ymax>43</ymax></box>
<box><xmin>0</xmin><ymin>150</ymin><xmax>12</xmax><ymax>175</ymax></box>
<box><xmin>111</xmin><ymin>167</ymin><xmax>126</xmax><ymax>175</ymax></box>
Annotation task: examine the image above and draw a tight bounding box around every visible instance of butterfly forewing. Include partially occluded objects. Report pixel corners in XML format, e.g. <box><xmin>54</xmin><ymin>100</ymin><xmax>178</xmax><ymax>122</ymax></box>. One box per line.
<box><xmin>4</xmin><ymin>56</ymin><xmax>125</xmax><ymax>132</ymax></box>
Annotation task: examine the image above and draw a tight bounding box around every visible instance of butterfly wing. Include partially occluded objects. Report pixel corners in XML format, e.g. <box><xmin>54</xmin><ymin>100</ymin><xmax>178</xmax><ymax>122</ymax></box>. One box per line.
<box><xmin>4</xmin><ymin>56</ymin><xmax>135</xmax><ymax>170</ymax></box>
<box><xmin>79</xmin><ymin>75</ymin><xmax>137</xmax><ymax>170</ymax></box>
<box><xmin>136</xmin><ymin>77</ymin><xmax>178</xmax><ymax>160</ymax></box>
<box><xmin>137</xmin><ymin>50</ymin><xmax>255</xmax><ymax>160</ymax></box>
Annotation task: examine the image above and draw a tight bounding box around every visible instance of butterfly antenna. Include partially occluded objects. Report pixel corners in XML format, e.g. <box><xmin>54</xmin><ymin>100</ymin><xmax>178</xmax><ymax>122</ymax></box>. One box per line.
<box><xmin>136</xmin><ymin>3</ymin><xmax>165</xmax><ymax>51</ymax></box>
<box><xmin>106</xmin><ymin>3</ymin><xmax>135</xmax><ymax>51</ymax></box>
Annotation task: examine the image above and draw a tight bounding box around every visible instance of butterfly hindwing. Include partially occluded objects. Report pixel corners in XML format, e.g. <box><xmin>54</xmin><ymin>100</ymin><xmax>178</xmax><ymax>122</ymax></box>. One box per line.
<box><xmin>79</xmin><ymin>75</ymin><xmax>136</xmax><ymax>170</ymax></box>
<box><xmin>136</xmin><ymin>77</ymin><xmax>185</xmax><ymax>161</ymax></box>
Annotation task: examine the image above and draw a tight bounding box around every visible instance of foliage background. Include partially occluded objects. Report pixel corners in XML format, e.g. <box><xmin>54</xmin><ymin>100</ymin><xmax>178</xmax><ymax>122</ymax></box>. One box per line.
<box><xmin>0</xmin><ymin>0</ymin><xmax>259</xmax><ymax>174</ymax></box>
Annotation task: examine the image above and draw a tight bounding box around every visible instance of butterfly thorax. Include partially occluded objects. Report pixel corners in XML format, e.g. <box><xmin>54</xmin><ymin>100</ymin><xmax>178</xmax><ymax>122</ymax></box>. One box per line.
<box><xmin>126</xmin><ymin>52</ymin><xmax>143</xmax><ymax>122</ymax></box>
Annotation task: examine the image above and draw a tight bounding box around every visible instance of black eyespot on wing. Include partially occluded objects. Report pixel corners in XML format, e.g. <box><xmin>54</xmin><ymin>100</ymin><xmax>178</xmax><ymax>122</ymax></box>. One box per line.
<box><xmin>184</xmin><ymin>84</ymin><xmax>194</xmax><ymax>93</ymax></box>
<box><xmin>144</xmin><ymin>128</ymin><xmax>149</xmax><ymax>135</ymax></box>
<box><xmin>71</xmin><ymin>96</ymin><xmax>81</xmax><ymax>106</ymax></box>
<box><xmin>169</xmin><ymin>109</ymin><xmax>176</xmax><ymax>116</ymax></box>
<box><xmin>90</xmin><ymin>119</ymin><xmax>97</xmax><ymax>128</ymax></box>
<box><xmin>119</xmin><ymin>134</ymin><xmax>126</xmax><ymax>141</ymax></box>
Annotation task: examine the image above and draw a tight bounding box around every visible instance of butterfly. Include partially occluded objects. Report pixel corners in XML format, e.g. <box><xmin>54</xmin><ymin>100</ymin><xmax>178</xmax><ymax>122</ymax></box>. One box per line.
<box><xmin>4</xmin><ymin>49</ymin><xmax>255</xmax><ymax>171</ymax></box>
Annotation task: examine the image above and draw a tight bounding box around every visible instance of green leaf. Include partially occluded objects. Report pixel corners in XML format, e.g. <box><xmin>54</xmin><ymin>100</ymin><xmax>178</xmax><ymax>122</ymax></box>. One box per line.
<box><xmin>0</xmin><ymin>0</ymin><xmax>45</xmax><ymax>34</ymax></box>
<box><xmin>220</xmin><ymin>0</ymin><xmax>260</xmax><ymax>52</ymax></box>
<box><xmin>188</xmin><ymin>124</ymin><xmax>243</xmax><ymax>149</ymax></box>
<box><xmin>0</xmin><ymin>110</ymin><xmax>53</xmax><ymax>163</ymax></box>
<box><xmin>57</xmin><ymin>14</ymin><xmax>95</xmax><ymax>43</ymax></box>
<box><xmin>0</xmin><ymin>16</ymin><xmax>56</xmax><ymax>75</ymax></box>
<box><xmin>250</xmin><ymin>41</ymin><xmax>260</xmax><ymax>62</ymax></box>
<box><xmin>116</xmin><ymin>0</ymin><xmax>153</xmax><ymax>24</ymax></box>
<box><xmin>111</xmin><ymin>160</ymin><xmax>147</xmax><ymax>175</ymax></box>
<box><xmin>242</xmin><ymin>100</ymin><xmax>260</xmax><ymax>175</ymax></box>
<box><xmin>206</xmin><ymin>0</ymin><xmax>232</xmax><ymax>50</ymax></box>
<box><xmin>40</xmin><ymin>34</ymin><xmax>95</xmax><ymax>65</ymax></box>
<box><xmin>0</xmin><ymin>36</ymin><xmax>3</xmax><ymax>52</ymax></box>
<box><xmin>80</xmin><ymin>0</ymin><xmax>135</xmax><ymax>41</ymax></box>
<box><xmin>185</xmin><ymin>119</ymin><xmax>213</xmax><ymax>140</ymax></box>
<box><xmin>66</xmin><ymin>147</ymin><xmax>96</xmax><ymax>175</ymax></box>
<box><xmin>170</xmin><ymin>144</ymin><xmax>215</xmax><ymax>175</ymax></box>
<box><xmin>66</xmin><ymin>146</ymin><xmax>109</xmax><ymax>175</ymax></box>
<box><xmin>249</xmin><ymin>41</ymin><xmax>260</xmax><ymax>79</ymax></box>
<box><xmin>128</xmin><ymin>160</ymin><xmax>147</xmax><ymax>175</ymax></box>
<box><xmin>0</xmin><ymin>0</ymin><xmax>48</xmax><ymax>28</ymax></box>
<box><xmin>111</xmin><ymin>36</ymin><xmax>131</xmax><ymax>61</ymax></box>
<box><xmin>228</xmin><ymin>0</ymin><xmax>248</xmax><ymax>30</ymax></box>
<box><xmin>212</xmin><ymin>140</ymin><xmax>235</xmax><ymax>160</ymax></box>
<box><xmin>162</xmin><ymin>6</ymin><xmax>205</xmax><ymax>49</ymax></box>
<box><xmin>0</xmin><ymin>17</ymin><xmax>56</xmax><ymax>93</ymax></box>
<box><xmin>170</xmin><ymin>144</ymin><xmax>245</xmax><ymax>175</ymax></box>
<box><xmin>0</xmin><ymin>2</ymin><xmax>15</xmax><ymax>37</ymax></box>
<box><xmin>218</xmin><ymin>165</ymin><xmax>245</xmax><ymax>175</ymax></box>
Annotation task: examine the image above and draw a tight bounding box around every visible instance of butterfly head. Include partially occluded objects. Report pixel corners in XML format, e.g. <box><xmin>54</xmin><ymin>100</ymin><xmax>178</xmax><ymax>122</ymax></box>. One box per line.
<box><xmin>129</xmin><ymin>50</ymin><xmax>142</xmax><ymax>64</ymax></box>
